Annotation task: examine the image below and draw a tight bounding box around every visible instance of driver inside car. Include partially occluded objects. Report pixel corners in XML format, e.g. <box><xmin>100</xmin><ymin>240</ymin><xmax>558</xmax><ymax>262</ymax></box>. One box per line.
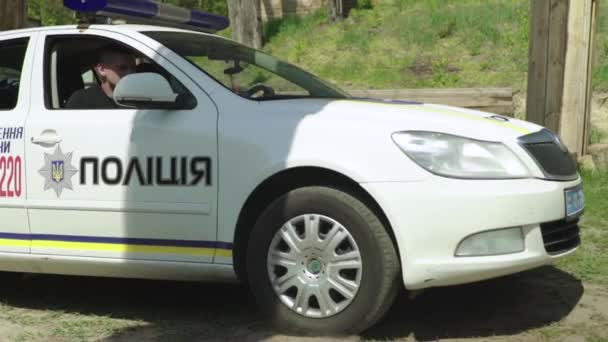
<box><xmin>66</xmin><ymin>45</ymin><xmax>136</xmax><ymax>109</ymax></box>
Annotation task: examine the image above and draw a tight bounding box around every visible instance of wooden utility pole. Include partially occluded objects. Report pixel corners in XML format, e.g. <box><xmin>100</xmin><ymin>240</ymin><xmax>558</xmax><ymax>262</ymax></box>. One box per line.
<box><xmin>227</xmin><ymin>0</ymin><xmax>263</xmax><ymax>49</ymax></box>
<box><xmin>0</xmin><ymin>0</ymin><xmax>26</xmax><ymax>31</ymax></box>
<box><xmin>527</xmin><ymin>0</ymin><xmax>599</xmax><ymax>156</ymax></box>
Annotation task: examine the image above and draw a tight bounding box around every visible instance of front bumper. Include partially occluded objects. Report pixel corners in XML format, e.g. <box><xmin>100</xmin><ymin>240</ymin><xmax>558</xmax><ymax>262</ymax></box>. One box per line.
<box><xmin>361</xmin><ymin>176</ymin><xmax>582</xmax><ymax>290</ymax></box>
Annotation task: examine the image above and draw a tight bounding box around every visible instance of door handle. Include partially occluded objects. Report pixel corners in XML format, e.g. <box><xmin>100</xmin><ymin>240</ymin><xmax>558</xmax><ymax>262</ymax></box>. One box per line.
<box><xmin>31</xmin><ymin>131</ymin><xmax>62</xmax><ymax>145</ymax></box>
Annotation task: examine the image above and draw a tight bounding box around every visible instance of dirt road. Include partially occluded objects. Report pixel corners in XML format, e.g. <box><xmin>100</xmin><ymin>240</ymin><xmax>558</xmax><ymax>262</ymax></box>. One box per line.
<box><xmin>0</xmin><ymin>266</ymin><xmax>605</xmax><ymax>341</ymax></box>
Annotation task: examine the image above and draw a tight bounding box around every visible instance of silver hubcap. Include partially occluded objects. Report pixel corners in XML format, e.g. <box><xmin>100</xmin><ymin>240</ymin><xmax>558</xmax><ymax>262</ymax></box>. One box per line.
<box><xmin>266</xmin><ymin>214</ymin><xmax>363</xmax><ymax>318</ymax></box>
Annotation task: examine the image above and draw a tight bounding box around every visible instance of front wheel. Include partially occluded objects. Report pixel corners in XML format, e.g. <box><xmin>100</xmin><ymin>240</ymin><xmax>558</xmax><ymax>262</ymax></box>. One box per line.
<box><xmin>246</xmin><ymin>186</ymin><xmax>400</xmax><ymax>335</ymax></box>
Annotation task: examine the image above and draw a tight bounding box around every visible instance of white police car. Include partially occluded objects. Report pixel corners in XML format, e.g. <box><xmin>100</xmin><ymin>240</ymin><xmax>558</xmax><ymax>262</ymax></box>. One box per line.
<box><xmin>0</xmin><ymin>0</ymin><xmax>584</xmax><ymax>335</ymax></box>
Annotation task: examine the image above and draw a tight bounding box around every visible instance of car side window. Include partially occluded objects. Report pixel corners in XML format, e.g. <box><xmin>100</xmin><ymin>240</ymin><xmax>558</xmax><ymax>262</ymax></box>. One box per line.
<box><xmin>44</xmin><ymin>35</ymin><xmax>193</xmax><ymax>110</ymax></box>
<box><xmin>189</xmin><ymin>55</ymin><xmax>309</xmax><ymax>97</ymax></box>
<box><xmin>143</xmin><ymin>31</ymin><xmax>348</xmax><ymax>101</ymax></box>
<box><xmin>0</xmin><ymin>38</ymin><xmax>29</xmax><ymax>111</ymax></box>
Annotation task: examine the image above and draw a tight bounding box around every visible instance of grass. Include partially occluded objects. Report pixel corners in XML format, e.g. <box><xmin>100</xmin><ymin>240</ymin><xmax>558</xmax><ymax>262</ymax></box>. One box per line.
<box><xmin>556</xmin><ymin>170</ymin><xmax>608</xmax><ymax>285</ymax></box>
<box><xmin>259</xmin><ymin>0</ymin><xmax>531</xmax><ymax>90</ymax></box>
<box><xmin>23</xmin><ymin>0</ymin><xmax>608</xmax><ymax>94</ymax></box>
<box><xmin>257</xmin><ymin>0</ymin><xmax>608</xmax><ymax>93</ymax></box>
<box><xmin>591</xmin><ymin>127</ymin><xmax>608</xmax><ymax>144</ymax></box>
<box><xmin>0</xmin><ymin>306</ymin><xmax>147</xmax><ymax>342</ymax></box>
<box><xmin>22</xmin><ymin>0</ymin><xmax>608</xmax><ymax>93</ymax></box>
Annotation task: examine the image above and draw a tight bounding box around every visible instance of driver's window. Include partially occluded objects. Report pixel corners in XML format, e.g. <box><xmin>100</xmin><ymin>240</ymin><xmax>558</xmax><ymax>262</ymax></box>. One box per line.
<box><xmin>187</xmin><ymin>56</ymin><xmax>309</xmax><ymax>99</ymax></box>
<box><xmin>44</xmin><ymin>35</ymin><xmax>192</xmax><ymax>110</ymax></box>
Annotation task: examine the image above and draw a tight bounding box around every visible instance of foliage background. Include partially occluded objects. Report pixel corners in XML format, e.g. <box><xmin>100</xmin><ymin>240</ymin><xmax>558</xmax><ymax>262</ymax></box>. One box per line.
<box><xmin>22</xmin><ymin>0</ymin><xmax>608</xmax><ymax>110</ymax></box>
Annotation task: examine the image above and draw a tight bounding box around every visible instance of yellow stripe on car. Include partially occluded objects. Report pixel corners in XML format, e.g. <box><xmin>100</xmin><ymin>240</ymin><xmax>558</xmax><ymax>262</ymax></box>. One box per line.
<box><xmin>337</xmin><ymin>100</ymin><xmax>531</xmax><ymax>134</ymax></box>
<box><xmin>32</xmin><ymin>240</ymin><xmax>217</xmax><ymax>256</ymax></box>
<box><xmin>0</xmin><ymin>238</ymin><xmax>233</xmax><ymax>257</ymax></box>
<box><xmin>0</xmin><ymin>238</ymin><xmax>31</xmax><ymax>248</ymax></box>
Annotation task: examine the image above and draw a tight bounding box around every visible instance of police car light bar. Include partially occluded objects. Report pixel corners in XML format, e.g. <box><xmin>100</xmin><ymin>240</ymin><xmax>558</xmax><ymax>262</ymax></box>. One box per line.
<box><xmin>64</xmin><ymin>0</ymin><xmax>230</xmax><ymax>33</ymax></box>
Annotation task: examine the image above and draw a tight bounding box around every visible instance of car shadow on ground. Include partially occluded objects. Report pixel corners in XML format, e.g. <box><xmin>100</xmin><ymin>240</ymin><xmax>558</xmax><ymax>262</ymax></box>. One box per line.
<box><xmin>0</xmin><ymin>265</ymin><xmax>583</xmax><ymax>341</ymax></box>
<box><xmin>363</xmin><ymin>266</ymin><xmax>583</xmax><ymax>341</ymax></box>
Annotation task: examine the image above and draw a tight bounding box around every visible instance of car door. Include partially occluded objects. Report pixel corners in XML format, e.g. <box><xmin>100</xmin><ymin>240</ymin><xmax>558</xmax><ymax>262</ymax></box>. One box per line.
<box><xmin>0</xmin><ymin>33</ymin><xmax>37</xmax><ymax>254</ymax></box>
<box><xmin>24</xmin><ymin>28</ymin><xmax>218</xmax><ymax>263</ymax></box>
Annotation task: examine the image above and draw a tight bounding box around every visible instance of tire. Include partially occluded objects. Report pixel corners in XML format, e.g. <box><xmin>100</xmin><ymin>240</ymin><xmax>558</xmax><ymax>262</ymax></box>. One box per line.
<box><xmin>246</xmin><ymin>186</ymin><xmax>400</xmax><ymax>335</ymax></box>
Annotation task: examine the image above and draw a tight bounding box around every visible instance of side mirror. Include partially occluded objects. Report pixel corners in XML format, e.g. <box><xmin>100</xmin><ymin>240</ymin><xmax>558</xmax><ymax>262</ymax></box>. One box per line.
<box><xmin>113</xmin><ymin>73</ymin><xmax>196</xmax><ymax>110</ymax></box>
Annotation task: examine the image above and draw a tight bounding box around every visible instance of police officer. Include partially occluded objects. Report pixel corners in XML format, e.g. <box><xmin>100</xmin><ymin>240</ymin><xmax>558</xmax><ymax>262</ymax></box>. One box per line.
<box><xmin>66</xmin><ymin>45</ymin><xmax>135</xmax><ymax>109</ymax></box>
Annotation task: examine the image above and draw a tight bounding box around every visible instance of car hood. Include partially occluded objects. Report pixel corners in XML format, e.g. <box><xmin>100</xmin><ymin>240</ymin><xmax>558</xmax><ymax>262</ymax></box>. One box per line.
<box><xmin>303</xmin><ymin>98</ymin><xmax>543</xmax><ymax>142</ymax></box>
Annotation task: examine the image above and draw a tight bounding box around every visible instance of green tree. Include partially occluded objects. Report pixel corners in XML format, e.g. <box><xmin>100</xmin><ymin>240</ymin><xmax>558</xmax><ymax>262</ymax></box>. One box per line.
<box><xmin>159</xmin><ymin>0</ymin><xmax>228</xmax><ymax>16</ymax></box>
<box><xmin>27</xmin><ymin>0</ymin><xmax>75</xmax><ymax>26</ymax></box>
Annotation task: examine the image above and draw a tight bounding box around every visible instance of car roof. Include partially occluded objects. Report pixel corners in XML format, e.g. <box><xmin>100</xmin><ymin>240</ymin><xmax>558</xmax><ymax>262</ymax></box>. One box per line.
<box><xmin>0</xmin><ymin>24</ymin><xmax>219</xmax><ymax>38</ymax></box>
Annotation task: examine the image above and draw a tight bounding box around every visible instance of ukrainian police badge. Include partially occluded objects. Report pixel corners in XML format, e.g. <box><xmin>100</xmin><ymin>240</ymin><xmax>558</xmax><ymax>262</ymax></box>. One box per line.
<box><xmin>51</xmin><ymin>160</ymin><xmax>64</xmax><ymax>183</ymax></box>
<box><xmin>39</xmin><ymin>145</ymin><xmax>78</xmax><ymax>197</ymax></box>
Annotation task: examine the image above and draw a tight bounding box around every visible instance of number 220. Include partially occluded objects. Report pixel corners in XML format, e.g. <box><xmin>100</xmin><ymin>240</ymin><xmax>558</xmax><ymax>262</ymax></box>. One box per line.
<box><xmin>0</xmin><ymin>156</ymin><xmax>22</xmax><ymax>198</ymax></box>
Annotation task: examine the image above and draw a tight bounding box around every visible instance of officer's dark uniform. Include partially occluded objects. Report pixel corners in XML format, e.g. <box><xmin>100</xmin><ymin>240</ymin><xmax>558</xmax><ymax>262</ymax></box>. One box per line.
<box><xmin>65</xmin><ymin>85</ymin><xmax>118</xmax><ymax>109</ymax></box>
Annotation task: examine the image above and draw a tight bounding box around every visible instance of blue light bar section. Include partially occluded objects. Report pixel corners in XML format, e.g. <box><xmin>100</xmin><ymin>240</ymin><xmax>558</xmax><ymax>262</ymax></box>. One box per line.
<box><xmin>188</xmin><ymin>10</ymin><xmax>230</xmax><ymax>30</ymax></box>
<box><xmin>64</xmin><ymin>0</ymin><xmax>229</xmax><ymax>31</ymax></box>
<box><xmin>64</xmin><ymin>0</ymin><xmax>108</xmax><ymax>12</ymax></box>
<box><xmin>105</xmin><ymin>0</ymin><xmax>158</xmax><ymax>17</ymax></box>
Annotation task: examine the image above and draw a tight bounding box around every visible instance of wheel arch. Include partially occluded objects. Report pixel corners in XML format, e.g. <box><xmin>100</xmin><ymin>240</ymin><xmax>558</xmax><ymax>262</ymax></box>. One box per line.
<box><xmin>232</xmin><ymin>166</ymin><xmax>401</xmax><ymax>283</ymax></box>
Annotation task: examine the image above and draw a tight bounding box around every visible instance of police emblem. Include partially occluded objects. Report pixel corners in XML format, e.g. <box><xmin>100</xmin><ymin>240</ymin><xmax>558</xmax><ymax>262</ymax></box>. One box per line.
<box><xmin>39</xmin><ymin>145</ymin><xmax>78</xmax><ymax>197</ymax></box>
<box><xmin>51</xmin><ymin>161</ymin><xmax>64</xmax><ymax>183</ymax></box>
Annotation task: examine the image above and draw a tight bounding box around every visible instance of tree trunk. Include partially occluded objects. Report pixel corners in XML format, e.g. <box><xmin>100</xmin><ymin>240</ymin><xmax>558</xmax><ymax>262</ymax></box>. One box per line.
<box><xmin>0</xmin><ymin>0</ymin><xmax>26</xmax><ymax>31</ymax></box>
<box><xmin>328</xmin><ymin>0</ymin><xmax>343</xmax><ymax>21</ymax></box>
<box><xmin>328</xmin><ymin>0</ymin><xmax>357</xmax><ymax>21</ymax></box>
<box><xmin>227</xmin><ymin>0</ymin><xmax>263</xmax><ymax>49</ymax></box>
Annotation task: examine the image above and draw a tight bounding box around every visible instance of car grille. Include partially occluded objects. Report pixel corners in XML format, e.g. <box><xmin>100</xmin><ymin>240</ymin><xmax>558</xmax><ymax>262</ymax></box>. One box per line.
<box><xmin>518</xmin><ymin>129</ymin><xmax>577</xmax><ymax>181</ymax></box>
<box><xmin>540</xmin><ymin>218</ymin><xmax>581</xmax><ymax>255</ymax></box>
<box><xmin>522</xmin><ymin>142</ymin><xmax>577</xmax><ymax>178</ymax></box>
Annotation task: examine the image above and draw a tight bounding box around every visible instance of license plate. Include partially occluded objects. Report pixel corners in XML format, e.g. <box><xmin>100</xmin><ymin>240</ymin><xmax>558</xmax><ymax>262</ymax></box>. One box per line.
<box><xmin>565</xmin><ymin>187</ymin><xmax>585</xmax><ymax>218</ymax></box>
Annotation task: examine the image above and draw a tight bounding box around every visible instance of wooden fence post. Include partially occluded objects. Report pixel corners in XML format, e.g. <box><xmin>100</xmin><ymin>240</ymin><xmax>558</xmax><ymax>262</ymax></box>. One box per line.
<box><xmin>0</xmin><ymin>0</ymin><xmax>26</xmax><ymax>31</ymax></box>
<box><xmin>526</xmin><ymin>0</ymin><xmax>599</xmax><ymax>156</ymax></box>
<box><xmin>561</xmin><ymin>0</ymin><xmax>599</xmax><ymax>156</ymax></box>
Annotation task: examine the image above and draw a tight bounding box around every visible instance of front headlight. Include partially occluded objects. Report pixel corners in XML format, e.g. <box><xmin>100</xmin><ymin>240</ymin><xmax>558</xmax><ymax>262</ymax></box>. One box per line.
<box><xmin>392</xmin><ymin>131</ymin><xmax>530</xmax><ymax>179</ymax></box>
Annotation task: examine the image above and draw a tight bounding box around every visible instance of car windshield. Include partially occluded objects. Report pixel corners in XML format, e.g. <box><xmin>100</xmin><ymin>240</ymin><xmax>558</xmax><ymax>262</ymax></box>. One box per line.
<box><xmin>143</xmin><ymin>31</ymin><xmax>350</xmax><ymax>101</ymax></box>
